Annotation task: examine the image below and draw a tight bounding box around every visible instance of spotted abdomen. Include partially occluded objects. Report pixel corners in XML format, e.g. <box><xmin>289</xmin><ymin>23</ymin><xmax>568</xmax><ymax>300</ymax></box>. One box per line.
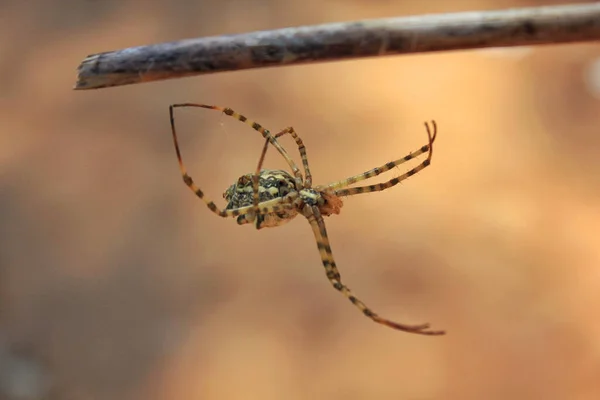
<box><xmin>223</xmin><ymin>169</ymin><xmax>298</xmax><ymax>228</ymax></box>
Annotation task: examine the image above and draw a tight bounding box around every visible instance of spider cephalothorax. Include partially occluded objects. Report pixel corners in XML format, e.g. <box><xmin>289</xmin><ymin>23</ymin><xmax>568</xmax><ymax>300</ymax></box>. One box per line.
<box><xmin>169</xmin><ymin>103</ymin><xmax>444</xmax><ymax>336</ymax></box>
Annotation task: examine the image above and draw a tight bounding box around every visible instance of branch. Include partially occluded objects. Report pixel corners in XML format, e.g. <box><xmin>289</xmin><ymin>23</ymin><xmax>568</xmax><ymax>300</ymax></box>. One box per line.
<box><xmin>74</xmin><ymin>2</ymin><xmax>600</xmax><ymax>90</ymax></box>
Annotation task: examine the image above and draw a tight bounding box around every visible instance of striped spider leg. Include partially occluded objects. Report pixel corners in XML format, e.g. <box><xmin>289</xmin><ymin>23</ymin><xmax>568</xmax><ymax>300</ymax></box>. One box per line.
<box><xmin>245</xmin><ymin>125</ymin><xmax>313</xmax><ymax>228</ymax></box>
<box><xmin>168</xmin><ymin>103</ymin><xmax>444</xmax><ymax>336</ymax></box>
<box><xmin>169</xmin><ymin>104</ymin><xmax>296</xmax><ymax>223</ymax></box>
<box><xmin>318</xmin><ymin>121</ymin><xmax>437</xmax><ymax>196</ymax></box>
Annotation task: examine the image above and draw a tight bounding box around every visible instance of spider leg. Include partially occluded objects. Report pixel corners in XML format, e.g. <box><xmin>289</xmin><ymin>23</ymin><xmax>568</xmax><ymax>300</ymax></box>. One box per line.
<box><xmin>169</xmin><ymin>103</ymin><xmax>304</xmax><ymax>188</ymax></box>
<box><xmin>302</xmin><ymin>204</ymin><xmax>445</xmax><ymax>335</ymax></box>
<box><xmin>273</xmin><ymin>127</ymin><xmax>313</xmax><ymax>188</ymax></box>
<box><xmin>246</xmin><ymin>137</ymin><xmax>272</xmax><ymax>227</ymax></box>
<box><xmin>332</xmin><ymin>121</ymin><xmax>437</xmax><ymax>197</ymax></box>
<box><xmin>248</xmin><ymin>127</ymin><xmax>313</xmax><ymax>227</ymax></box>
<box><xmin>254</xmin><ymin>127</ymin><xmax>312</xmax><ymax>184</ymax></box>
<box><xmin>169</xmin><ymin>105</ymin><xmax>294</xmax><ymax>218</ymax></box>
<box><xmin>234</xmin><ymin>196</ymin><xmax>298</xmax><ymax>227</ymax></box>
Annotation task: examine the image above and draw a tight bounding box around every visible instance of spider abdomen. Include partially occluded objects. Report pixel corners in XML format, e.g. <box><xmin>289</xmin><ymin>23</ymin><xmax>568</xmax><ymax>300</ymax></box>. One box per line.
<box><xmin>223</xmin><ymin>169</ymin><xmax>296</xmax><ymax>207</ymax></box>
<box><xmin>224</xmin><ymin>169</ymin><xmax>299</xmax><ymax>228</ymax></box>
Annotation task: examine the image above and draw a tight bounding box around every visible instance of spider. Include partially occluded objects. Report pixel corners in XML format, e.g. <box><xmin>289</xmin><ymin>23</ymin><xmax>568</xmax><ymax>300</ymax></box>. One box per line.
<box><xmin>168</xmin><ymin>103</ymin><xmax>445</xmax><ymax>336</ymax></box>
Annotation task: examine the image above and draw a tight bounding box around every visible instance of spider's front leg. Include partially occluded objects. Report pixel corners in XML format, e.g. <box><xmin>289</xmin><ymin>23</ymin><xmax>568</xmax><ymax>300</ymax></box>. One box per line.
<box><xmin>325</xmin><ymin>120</ymin><xmax>438</xmax><ymax>196</ymax></box>
<box><xmin>302</xmin><ymin>204</ymin><xmax>445</xmax><ymax>336</ymax></box>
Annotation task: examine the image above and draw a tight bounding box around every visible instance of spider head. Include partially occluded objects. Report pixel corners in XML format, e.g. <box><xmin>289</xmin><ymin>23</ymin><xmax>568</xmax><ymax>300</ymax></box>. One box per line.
<box><xmin>319</xmin><ymin>190</ymin><xmax>343</xmax><ymax>216</ymax></box>
<box><xmin>300</xmin><ymin>188</ymin><xmax>343</xmax><ymax>216</ymax></box>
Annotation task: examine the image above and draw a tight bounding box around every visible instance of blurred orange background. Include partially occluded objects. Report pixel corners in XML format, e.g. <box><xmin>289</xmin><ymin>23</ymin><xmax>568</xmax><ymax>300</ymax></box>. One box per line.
<box><xmin>1</xmin><ymin>0</ymin><xmax>600</xmax><ymax>399</ymax></box>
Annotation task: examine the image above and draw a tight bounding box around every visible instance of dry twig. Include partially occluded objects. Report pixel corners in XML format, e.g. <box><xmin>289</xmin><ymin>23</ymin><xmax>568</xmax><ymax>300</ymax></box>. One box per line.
<box><xmin>74</xmin><ymin>2</ymin><xmax>600</xmax><ymax>90</ymax></box>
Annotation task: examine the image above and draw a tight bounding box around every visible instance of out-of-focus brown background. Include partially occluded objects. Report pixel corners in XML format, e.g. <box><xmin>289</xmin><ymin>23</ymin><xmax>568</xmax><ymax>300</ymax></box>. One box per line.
<box><xmin>1</xmin><ymin>0</ymin><xmax>600</xmax><ymax>399</ymax></box>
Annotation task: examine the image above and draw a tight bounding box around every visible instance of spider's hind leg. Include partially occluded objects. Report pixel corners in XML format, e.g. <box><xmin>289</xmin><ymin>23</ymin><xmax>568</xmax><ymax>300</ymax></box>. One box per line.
<box><xmin>169</xmin><ymin>105</ymin><xmax>294</xmax><ymax>220</ymax></box>
<box><xmin>273</xmin><ymin>127</ymin><xmax>313</xmax><ymax>188</ymax></box>
<box><xmin>169</xmin><ymin>103</ymin><xmax>304</xmax><ymax>189</ymax></box>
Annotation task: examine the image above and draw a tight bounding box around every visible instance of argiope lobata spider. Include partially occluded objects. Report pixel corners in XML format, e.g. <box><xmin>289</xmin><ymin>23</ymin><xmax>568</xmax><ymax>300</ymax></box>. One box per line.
<box><xmin>168</xmin><ymin>103</ymin><xmax>445</xmax><ymax>336</ymax></box>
